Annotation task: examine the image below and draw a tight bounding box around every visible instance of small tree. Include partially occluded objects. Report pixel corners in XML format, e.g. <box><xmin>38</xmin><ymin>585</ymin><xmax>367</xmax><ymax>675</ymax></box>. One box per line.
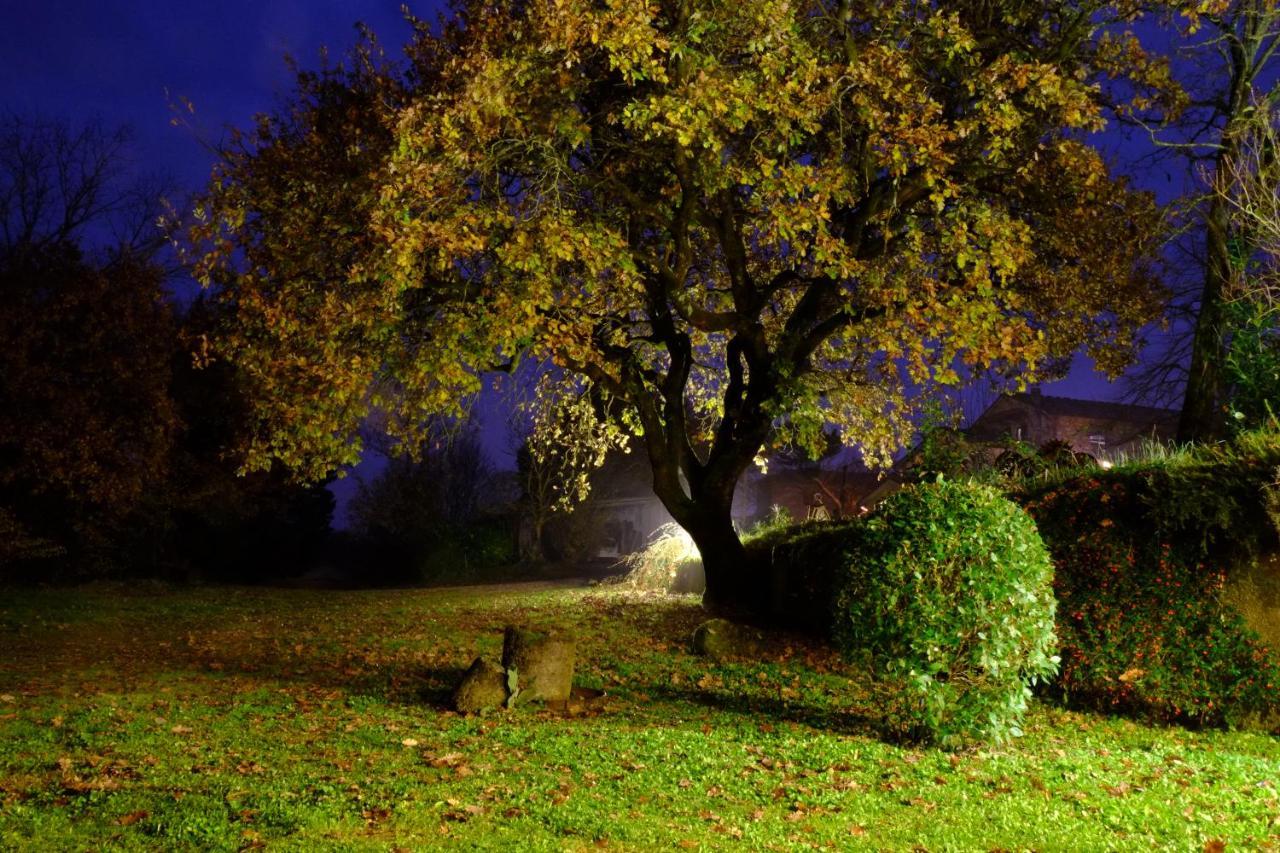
<box><xmin>1110</xmin><ymin>0</ymin><xmax>1280</xmax><ymax>438</ymax></box>
<box><xmin>348</xmin><ymin>427</ymin><xmax>495</xmax><ymax>544</ymax></box>
<box><xmin>514</xmin><ymin>374</ymin><xmax>629</xmax><ymax>561</ymax></box>
<box><xmin>1218</xmin><ymin>102</ymin><xmax>1280</xmax><ymax>311</ymax></box>
<box><xmin>1211</xmin><ymin>102</ymin><xmax>1280</xmax><ymax>428</ymax></box>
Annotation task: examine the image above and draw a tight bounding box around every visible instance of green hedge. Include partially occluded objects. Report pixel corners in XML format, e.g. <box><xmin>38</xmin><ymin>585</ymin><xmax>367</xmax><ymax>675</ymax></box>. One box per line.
<box><xmin>745</xmin><ymin>517</ymin><xmax>864</xmax><ymax>632</ymax></box>
<box><xmin>1018</xmin><ymin>431</ymin><xmax>1280</xmax><ymax>726</ymax></box>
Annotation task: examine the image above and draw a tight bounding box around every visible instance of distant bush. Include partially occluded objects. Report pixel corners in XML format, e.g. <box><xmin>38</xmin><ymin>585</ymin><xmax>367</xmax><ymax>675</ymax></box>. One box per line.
<box><xmin>0</xmin><ymin>507</ymin><xmax>64</xmax><ymax>571</ymax></box>
<box><xmin>1019</xmin><ymin>430</ymin><xmax>1280</xmax><ymax>726</ymax></box>
<box><xmin>345</xmin><ymin>428</ymin><xmax>521</xmax><ymax>586</ymax></box>
<box><xmin>414</xmin><ymin>517</ymin><xmax>519</xmax><ymax>586</ymax></box>
<box><xmin>350</xmin><ymin>516</ymin><xmax>518</xmax><ymax>588</ymax></box>
<box><xmin>832</xmin><ymin>480</ymin><xmax>1058</xmax><ymax>747</ymax></box>
<box><xmin>740</xmin><ymin>505</ymin><xmax>795</xmax><ymax>545</ymax></box>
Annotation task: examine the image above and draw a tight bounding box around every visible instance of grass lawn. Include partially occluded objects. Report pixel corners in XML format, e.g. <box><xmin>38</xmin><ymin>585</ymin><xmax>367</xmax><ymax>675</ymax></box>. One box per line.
<box><xmin>1</xmin><ymin>581</ymin><xmax>1277</xmax><ymax>851</ymax></box>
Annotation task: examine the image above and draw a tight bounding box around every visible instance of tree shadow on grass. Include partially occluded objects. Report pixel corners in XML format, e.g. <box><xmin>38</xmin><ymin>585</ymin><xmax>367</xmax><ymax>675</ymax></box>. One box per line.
<box><xmin>300</xmin><ymin>659</ymin><xmax>471</xmax><ymax>709</ymax></box>
<box><xmin>647</xmin><ymin>683</ymin><xmax>888</xmax><ymax>742</ymax></box>
<box><xmin>7</xmin><ymin>623</ymin><xmax>476</xmax><ymax>711</ymax></box>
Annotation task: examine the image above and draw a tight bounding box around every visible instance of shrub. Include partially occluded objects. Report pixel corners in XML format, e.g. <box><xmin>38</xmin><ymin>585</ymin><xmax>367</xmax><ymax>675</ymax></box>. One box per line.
<box><xmin>615</xmin><ymin>523</ymin><xmax>705</xmax><ymax>594</ymax></box>
<box><xmin>1019</xmin><ymin>431</ymin><xmax>1280</xmax><ymax>726</ymax></box>
<box><xmin>414</xmin><ymin>517</ymin><xmax>519</xmax><ymax>586</ymax></box>
<box><xmin>832</xmin><ymin>480</ymin><xmax>1059</xmax><ymax>747</ymax></box>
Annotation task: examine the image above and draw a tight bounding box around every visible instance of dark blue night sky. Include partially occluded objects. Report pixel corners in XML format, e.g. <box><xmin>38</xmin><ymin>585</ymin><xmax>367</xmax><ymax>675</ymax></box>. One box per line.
<box><xmin>1</xmin><ymin>2</ymin><xmax>431</xmax><ymax>189</ymax></box>
<box><xmin>1</xmin><ymin>1</ymin><xmax>1180</xmax><ymax>519</ymax></box>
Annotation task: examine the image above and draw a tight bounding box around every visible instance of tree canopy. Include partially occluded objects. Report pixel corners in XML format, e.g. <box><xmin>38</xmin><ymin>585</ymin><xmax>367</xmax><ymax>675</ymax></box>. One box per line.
<box><xmin>186</xmin><ymin>0</ymin><xmax>1167</xmax><ymax>599</ymax></box>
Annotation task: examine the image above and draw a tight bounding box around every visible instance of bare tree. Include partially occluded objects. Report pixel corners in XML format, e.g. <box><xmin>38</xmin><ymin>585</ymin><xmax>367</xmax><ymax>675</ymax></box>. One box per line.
<box><xmin>1218</xmin><ymin>100</ymin><xmax>1280</xmax><ymax>309</ymax></box>
<box><xmin>0</xmin><ymin>114</ymin><xmax>173</xmax><ymax>259</ymax></box>
<box><xmin>1115</xmin><ymin>2</ymin><xmax>1280</xmax><ymax>437</ymax></box>
<box><xmin>348</xmin><ymin>426</ymin><xmax>495</xmax><ymax>540</ymax></box>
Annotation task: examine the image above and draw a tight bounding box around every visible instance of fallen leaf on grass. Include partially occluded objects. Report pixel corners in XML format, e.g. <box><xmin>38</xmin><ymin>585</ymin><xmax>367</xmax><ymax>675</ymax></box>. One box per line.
<box><xmin>442</xmin><ymin>804</ymin><xmax>483</xmax><ymax>822</ymax></box>
<box><xmin>427</xmin><ymin>752</ymin><xmax>465</xmax><ymax>768</ymax></box>
<box><xmin>170</xmin><ymin>725</ymin><xmax>192</xmax><ymax>735</ymax></box>
<box><xmin>63</xmin><ymin>776</ymin><xmax>119</xmax><ymax>794</ymax></box>
<box><xmin>1203</xmin><ymin>841</ymin><xmax>1226</xmax><ymax>853</ymax></box>
<box><xmin>401</xmin><ymin>738</ymin><xmax>420</xmax><ymax>748</ymax></box>
<box><xmin>117</xmin><ymin>810</ymin><xmax>148</xmax><ymax>826</ymax></box>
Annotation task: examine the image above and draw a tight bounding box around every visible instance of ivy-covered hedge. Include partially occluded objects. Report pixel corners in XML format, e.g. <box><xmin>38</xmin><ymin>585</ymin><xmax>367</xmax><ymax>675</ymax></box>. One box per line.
<box><xmin>1017</xmin><ymin>431</ymin><xmax>1280</xmax><ymax>726</ymax></box>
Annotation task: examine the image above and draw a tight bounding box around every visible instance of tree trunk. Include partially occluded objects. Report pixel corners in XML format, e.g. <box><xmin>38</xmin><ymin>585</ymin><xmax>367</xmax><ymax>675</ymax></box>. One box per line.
<box><xmin>682</xmin><ymin>507</ymin><xmax>750</xmax><ymax>608</ymax></box>
<box><xmin>1179</xmin><ymin>180</ymin><xmax>1235</xmax><ymax>443</ymax></box>
<box><xmin>1178</xmin><ymin>288</ymin><xmax>1226</xmax><ymax>443</ymax></box>
<box><xmin>1177</xmin><ymin>39</ymin><xmax>1252</xmax><ymax>444</ymax></box>
<box><xmin>649</xmin><ymin>459</ymin><xmax>761</xmax><ymax>610</ymax></box>
<box><xmin>535</xmin><ymin>516</ymin><xmax>554</xmax><ymax>562</ymax></box>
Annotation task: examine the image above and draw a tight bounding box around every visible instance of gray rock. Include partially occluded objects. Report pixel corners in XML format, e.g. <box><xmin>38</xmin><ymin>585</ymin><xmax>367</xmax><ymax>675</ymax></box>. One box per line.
<box><xmin>452</xmin><ymin>657</ymin><xmax>509</xmax><ymax>714</ymax></box>
<box><xmin>692</xmin><ymin>618</ymin><xmax>762</xmax><ymax>662</ymax></box>
<box><xmin>502</xmin><ymin>626</ymin><xmax>575</xmax><ymax>703</ymax></box>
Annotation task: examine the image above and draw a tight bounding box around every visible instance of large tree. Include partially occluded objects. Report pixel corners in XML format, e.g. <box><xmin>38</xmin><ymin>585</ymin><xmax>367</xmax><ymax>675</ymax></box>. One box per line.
<box><xmin>187</xmin><ymin>0</ymin><xmax>1164</xmax><ymax>603</ymax></box>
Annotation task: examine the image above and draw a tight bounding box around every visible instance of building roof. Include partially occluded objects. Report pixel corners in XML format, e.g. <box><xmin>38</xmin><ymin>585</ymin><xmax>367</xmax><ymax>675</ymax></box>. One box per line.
<box><xmin>1000</xmin><ymin>392</ymin><xmax>1178</xmax><ymax>425</ymax></box>
<box><xmin>964</xmin><ymin>391</ymin><xmax>1180</xmax><ymax>453</ymax></box>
